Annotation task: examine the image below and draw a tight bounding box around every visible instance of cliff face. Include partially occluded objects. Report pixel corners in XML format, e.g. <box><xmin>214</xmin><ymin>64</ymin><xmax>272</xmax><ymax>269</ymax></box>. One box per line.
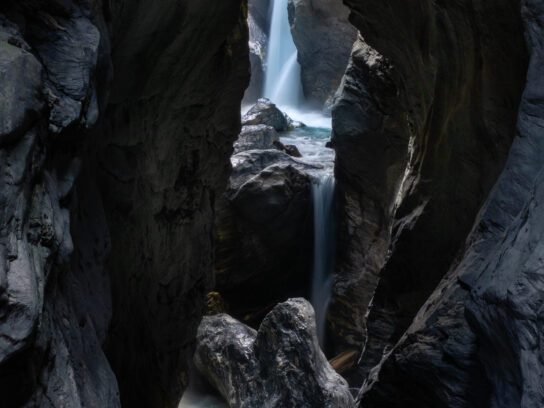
<box><xmin>360</xmin><ymin>1</ymin><xmax>544</xmax><ymax>405</ymax></box>
<box><xmin>287</xmin><ymin>0</ymin><xmax>356</xmax><ymax>109</ymax></box>
<box><xmin>331</xmin><ymin>0</ymin><xmax>528</xmax><ymax>381</ymax></box>
<box><xmin>0</xmin><ymin>1</ymin><xmax>249</xmax><ymax>407</ymax></box>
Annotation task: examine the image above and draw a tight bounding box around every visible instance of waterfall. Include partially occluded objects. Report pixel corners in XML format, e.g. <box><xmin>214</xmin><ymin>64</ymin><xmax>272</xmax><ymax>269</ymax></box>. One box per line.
<box><xmin>311</xmin><ymin>174</ymin><xmax>336</xmax><ymax>346</ymax></box>
<box><xmin>264</xmin><ymin>0</ymin><xmax>303</xmax><ymax>107</ymax></box>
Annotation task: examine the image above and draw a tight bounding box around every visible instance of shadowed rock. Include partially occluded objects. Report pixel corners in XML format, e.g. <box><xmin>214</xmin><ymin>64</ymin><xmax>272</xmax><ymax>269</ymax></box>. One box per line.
<box><xmin>195</xmin><ymin>298</ymin><xmax>355</xmax><ymax>408</ymax></box>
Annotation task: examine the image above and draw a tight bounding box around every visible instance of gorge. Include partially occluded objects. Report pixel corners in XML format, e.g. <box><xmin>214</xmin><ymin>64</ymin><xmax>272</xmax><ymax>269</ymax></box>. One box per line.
<box><xmin>1</xmin><ymin>0</ymin><xmax>544</xmax><ymax>408</ymax></box>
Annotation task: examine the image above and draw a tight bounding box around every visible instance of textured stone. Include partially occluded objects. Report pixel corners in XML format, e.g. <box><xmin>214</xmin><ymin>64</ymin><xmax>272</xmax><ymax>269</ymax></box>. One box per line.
<box><xmin>234</xmin><ymin>125</ymin><xmax>279</xmax><ymax>153</ymax></box>
<box><xmin>0</xmin><ymin>33</ymin><xmax>44</xmax><ymax>145</ymax></box>
<box><xmin>330</xmin><ymin>0</ymin><xmax>529</xmax><ymax>382</ymax></box>
<box><xmin>358</xmin><ymin>1</ymin><xmax>544</xmax><ymax>406</ymax></box>
<box><xmin>242</xmin><ymin>98</ymin><xmax>289</xmax><ymax>131</ymax></box>
<box><xmin>195</xmin><ymin>298</ymin><xmax>355</xmax><ymax>408</ymax></box>
<box><xmin>288</xmin><ymin>0</ymin><xmax>356</xmax><ymax>109</ymax></box>
<box><xmin>0</xmin><ymin>1</ymin><xmax>250</xmax><ymax>408</ymax></box>
<box><xmin>215</xmin><ymin>161</ymin><xmax>313</xmax><ymax>316</ymax></box>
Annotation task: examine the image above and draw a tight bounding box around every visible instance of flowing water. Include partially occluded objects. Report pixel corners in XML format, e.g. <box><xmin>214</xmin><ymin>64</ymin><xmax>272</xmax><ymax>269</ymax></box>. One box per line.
<box><xmin>263</xmin><ymin>0</ymin><xmax>303</xmax><ymax>107</ymax></box>
<box><xmin>262</xmin><ymin>0</ymin><xmax>337</xmax><ymax>347</ymax></box>
<box><xmin>182</xmin><ymin>0</ymin><xmax>336</xmax><ymax>405</ymax></box>
<box><xmin>310</xmin><ymin>174</ymin><xmax>335</xmax><ymax>345</ymax></box>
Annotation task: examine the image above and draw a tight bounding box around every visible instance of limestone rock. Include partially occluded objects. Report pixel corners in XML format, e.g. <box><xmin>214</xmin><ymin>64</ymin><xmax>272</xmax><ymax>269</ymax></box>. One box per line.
<box><xmin>195</xmin><ymin>298</ymin><xmax>355</xmax><ymax>408</ymax></box>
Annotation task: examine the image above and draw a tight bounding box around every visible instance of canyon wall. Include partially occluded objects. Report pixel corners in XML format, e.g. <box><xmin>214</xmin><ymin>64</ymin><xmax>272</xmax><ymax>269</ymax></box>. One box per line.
<box><xmin>288</xmin><ymin>0</ymin><xmax>356</xmax><ymax>109</ymax></box>
<box><xmin>331</xmin><ymin>0</ymin><xmax>529</xmax><ymax>385</ymax></box>
<box><xmin>360</xmin><ymin>0</ymin><xmax>544</xmax><ymax>405</ymax></box>
<box><xmin>0</xmin><ymin>1</ymin><xmax>249</xmax><ymax>407</ymax></box>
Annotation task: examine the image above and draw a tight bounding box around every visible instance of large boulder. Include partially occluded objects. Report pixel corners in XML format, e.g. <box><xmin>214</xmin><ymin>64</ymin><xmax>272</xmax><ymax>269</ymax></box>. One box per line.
<box><xmin>215</xmin><ymin>160</ymin><xmax>313</xmax><ymax>315</ymax></box>
<box><xmin>195</xmin><ymin>298</ymin><xmax>355</xmax><ymax>408</ymax></box>
<box><xmin>242</xmin><ymin>98</ymin><xmax>289</xmax><ymax>131</ymax></box>
<box><xmin>234</xmin><ymin>125</ymin><xmax>279</xmax><ymax>153</ymax></box>
<box><xmin>287</xmin><ymin>0</ymin><xmax>356</xmax><ymax>109</ymax></box>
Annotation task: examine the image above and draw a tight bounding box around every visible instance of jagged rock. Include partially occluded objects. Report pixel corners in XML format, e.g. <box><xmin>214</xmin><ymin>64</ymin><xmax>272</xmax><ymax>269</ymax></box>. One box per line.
<box><xmin>0</xmin><ymin>27</ymin><xmax>44</xmax><ymax>145</ymax></box>
<box><xmin>0</xmin><ymin>1</ymin><xmax>250</xmax><ymax>408</ymax></box>
<box><xmin>234</xmin><ymin>125</ymin><xmax>279</xmax><ymax>153</ymax></box>
<box><xmin>330</xmin><ymin>0</ymin><xmax>529</xmax><ymax>383</ymax></box>
<box><xmin>195</xmin><ymin>298</ymin><xmax>355</xmax><ymax>408</ymax></box>
<box><xmin>287</xmin><ymin>0</ymin><xmax>356</xmax><ymax>109</ymax></box>
<box><xmin>242</xmin><ymin>98</ymin><xmax>289</xmax><ymax>131</ymax></box>
<box><xmin>358</xmin><ymin>1</ymin><xmax>544</xmax><ymax>406</ymax></box>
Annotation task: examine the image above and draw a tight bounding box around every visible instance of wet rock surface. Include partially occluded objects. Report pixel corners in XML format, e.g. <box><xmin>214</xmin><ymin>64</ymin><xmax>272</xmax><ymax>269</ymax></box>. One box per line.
<box><xmin>195</xmin><ymin>298</ymin><xmax>355</xmax><ymax>408</ymax></box>
<box><xmin>287</xmin><ymin>0</ymin><xmax>356</xmax><ymax>109</ymax></box>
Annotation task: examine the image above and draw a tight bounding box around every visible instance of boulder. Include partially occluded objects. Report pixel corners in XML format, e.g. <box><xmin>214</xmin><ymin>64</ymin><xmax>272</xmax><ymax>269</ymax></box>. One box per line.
<box><xmin>195</xmin><ymin>298</ymin><xmax>355</xmax><ymax>408</ymax></box>
<box><xmin>215</xmin><ymin>149</ymin><xmax>318</xmax><ymax>318</ymax></box>
<box><xmin>287</xmin><ymin>0</ymin><xmax>356</xmax><ymax>109</ymax></box>
<box><xmin>273</xmin><ymin>140</ymin><xmax>302</xmax><ymax>157</ymax></box>
<box><xmin>234</xmin><ymin>125</ymin><xmax>279</xmax><ymax>153</ymax></box>
<box><xmin>242</xmin><ymin>98</ymin><xmax>289</xmax><ymax>131</ymax></box>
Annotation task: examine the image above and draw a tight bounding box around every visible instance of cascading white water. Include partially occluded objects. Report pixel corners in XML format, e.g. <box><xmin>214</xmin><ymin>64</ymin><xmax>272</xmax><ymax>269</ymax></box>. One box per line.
<box><xmin>311</xmin><ymin>174</ymin><xmax>336</xmax><ymax>346</ymax></box>
<box><xmin>263</xmin><ymin>0</ymin><xmax>303</xmax><ymax>107</ymax></box>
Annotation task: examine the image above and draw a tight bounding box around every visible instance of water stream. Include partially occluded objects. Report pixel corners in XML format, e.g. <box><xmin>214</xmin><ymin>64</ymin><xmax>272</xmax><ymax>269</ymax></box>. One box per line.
<box><xmin>182</xmin><ymin>0</ymin><xmax>336</xmax><ymax>404</ymax></box>
<box><xmin>263</xmin><ymin>0</ymin><xmax>303</xmax><ymax>107</ymax></box>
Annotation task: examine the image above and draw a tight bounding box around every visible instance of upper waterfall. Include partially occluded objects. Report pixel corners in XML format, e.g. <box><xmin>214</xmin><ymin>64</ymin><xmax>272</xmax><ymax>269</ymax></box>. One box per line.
<box><xmin>263</xmin><ymin>0</ymin><xmax>303</xmax><ymax>108</ymax></box>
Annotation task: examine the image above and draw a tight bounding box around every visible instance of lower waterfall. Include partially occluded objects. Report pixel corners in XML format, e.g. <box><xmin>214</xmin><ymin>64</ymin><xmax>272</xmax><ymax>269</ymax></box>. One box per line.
<box><xmin>311</xmin><ymin>174</ymin><xmax>336</xmax><ymax>346</ymax></box>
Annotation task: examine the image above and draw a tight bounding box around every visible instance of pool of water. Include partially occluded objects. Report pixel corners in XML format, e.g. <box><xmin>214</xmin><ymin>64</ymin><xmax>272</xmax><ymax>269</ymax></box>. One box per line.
<box><xmin>280</xmin><ymin>125</ymin><xmax>334</xmax><ymax>172</ymax></box>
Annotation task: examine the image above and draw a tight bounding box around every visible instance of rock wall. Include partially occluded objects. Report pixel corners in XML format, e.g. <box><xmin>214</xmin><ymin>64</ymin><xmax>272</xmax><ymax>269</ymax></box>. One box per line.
<box><xmin>360</xmin><ymin>1</ymin><xmax>544</xmax><ymax>405</ymax></box>
<box><xmin>0</xmin><ymin>1</ymin><xmax>249</xmax><ymax>407</ymax></box>
<box><xmin>288</xmin><ymin>0</ymin><xmax>356</xmax><ymax>109</ymax></box>
<box><xmin>331</xmin><ymin>0</ymin><xmax>529</xmax><ymax>383</ymax></box>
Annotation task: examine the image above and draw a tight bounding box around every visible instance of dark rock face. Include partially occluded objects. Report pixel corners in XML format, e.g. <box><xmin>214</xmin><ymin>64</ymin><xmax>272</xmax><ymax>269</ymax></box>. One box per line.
<box><xmin>330</xmin><ymin>0</ymin><xmax>529</xmax><ymax>381</ymax></box>
<box><xmin>0</xmin><ymin>1</ymin><xmax>249</xmax><ymax>407</ymax></box>
<box><xmin>215</xmin><ymin>152</ymin><xmax>314</xmax><ymax>316</ymax></box>
<box><xmin>287</xmin><ymin>0</ymin><xmax>356</xmax><ymax>109</ymax></box>
<box><xmin>234</xmin><ymin>125</ymin><xmax>279</xmax><ymax>153</ymax></box>
<box><xmin>99</xmin><ymin>1</ymin><xmax>249</xmax><ymax>407</ymax></box>
<box><xmin>0</xmin><ymin>3</ymin><xmax>118</xmax><ymax>407</ymax></box>
<box><xmin>243</xmin><ymin>98</ymin><xmax>289</xmax><ymax>131</ymax></box>
<box><xmin>195</xmin><ymin>298</ymin><xmax>355</xmax><ymax>408</ymax></box>
<box><xmin>245</xmin><ymin>10</ymin><xmax>268</xmax><ymax>104</ymax></box>
<box><xmin>358</xmin><ymin>1</ymin><xmax>544</xmax><ymax>406</ymax></box>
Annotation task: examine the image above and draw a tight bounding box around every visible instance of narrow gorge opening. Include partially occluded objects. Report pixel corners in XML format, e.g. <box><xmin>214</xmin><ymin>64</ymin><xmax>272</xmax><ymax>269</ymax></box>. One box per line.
<box><xmin>180</xmin><ymin>0</ymin><xmax>353</xmax><ymax>405</ymax></box>
<box><xmin>1</xmin><ymin>0</ymin><xmax>540</xmax><ymax>407</ymax></box>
